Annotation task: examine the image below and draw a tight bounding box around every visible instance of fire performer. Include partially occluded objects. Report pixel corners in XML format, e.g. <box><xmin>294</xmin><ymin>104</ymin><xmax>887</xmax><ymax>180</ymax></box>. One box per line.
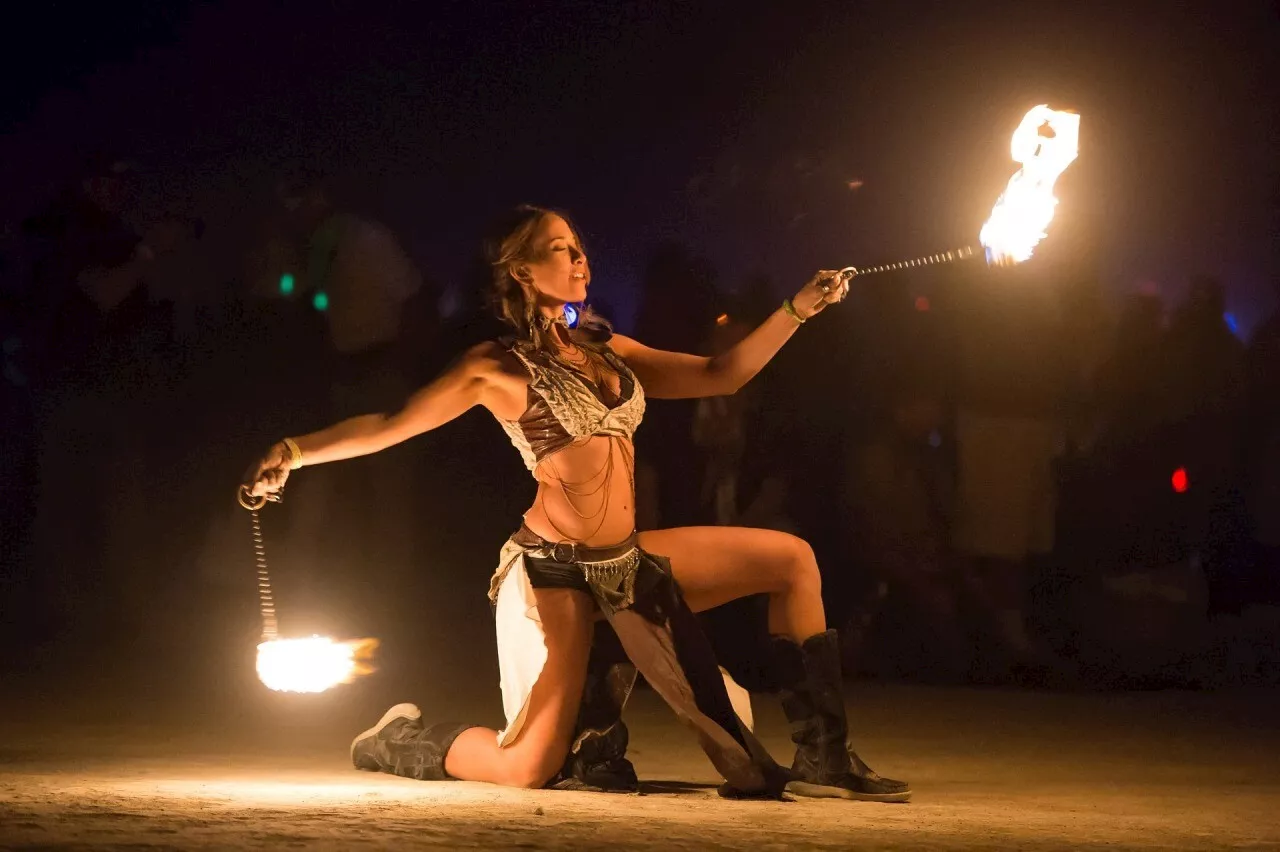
<box><xmin>242</xmin><ymin>205</ymin><xmax>910</xmax><ymax>801</ymax></box>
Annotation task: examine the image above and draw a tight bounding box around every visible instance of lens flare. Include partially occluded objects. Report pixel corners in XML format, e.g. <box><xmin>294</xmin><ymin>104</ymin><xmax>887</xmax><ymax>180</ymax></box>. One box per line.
<box><xmin>979</xmin><ymin>105</ymin><xmax>1080</xmax><ymax>265</ymax></box>
<box><xmin>256</xmin><ymin>636</ymin><xmax>378</xmax><ymax>693</ymax></box>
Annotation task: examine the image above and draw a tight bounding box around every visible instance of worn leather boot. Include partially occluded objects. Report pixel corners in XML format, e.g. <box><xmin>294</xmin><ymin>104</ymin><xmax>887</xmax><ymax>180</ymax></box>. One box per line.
<box><xmin>771</xmin><ymin>630</ymin><xmax>912</xmax><ymax>802</ymax></box>
<box><xmin>350</xmin><ymin>703</ymin><xmax>472</xmax><ymax>781</ymax></box>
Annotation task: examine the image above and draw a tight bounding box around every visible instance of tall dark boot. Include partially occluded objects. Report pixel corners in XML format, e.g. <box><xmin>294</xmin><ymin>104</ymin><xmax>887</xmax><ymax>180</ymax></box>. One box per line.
<box><xmin>350</xmin><ymin>703</ymin><xmax>472</xmax><ymax>781</ymax></box>
<box><xmin>547</xmin><ymin>621</ymin><xmax>639</xmax><ymax>793</ymax></box>
<box><xmin>771</xmin><ymin>630</ymin><xmax>912</xmax><ymax>802</ymax></box>
<box><xmin>549</xmin><ymin>710</ymin><xmax>637</xmax><ymax>793</ymax></box>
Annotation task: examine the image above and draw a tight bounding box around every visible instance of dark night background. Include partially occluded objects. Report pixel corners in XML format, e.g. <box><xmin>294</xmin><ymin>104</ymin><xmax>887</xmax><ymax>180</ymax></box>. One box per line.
<box><xmin>2</xmin><ymin>1</ymin><xmax>1276</xmax><ymax>325</ymax></box>
<box><xmin>2</xmin><ymin>0</ymin><xmax>1279</xmax><ymax>715</ymax></box>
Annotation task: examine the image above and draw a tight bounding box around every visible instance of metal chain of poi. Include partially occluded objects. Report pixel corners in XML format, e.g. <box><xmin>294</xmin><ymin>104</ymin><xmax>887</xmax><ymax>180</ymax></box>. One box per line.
<box><xmin>239</xmin><ymin>487</ymin><xmax>278</xmax><ymax>641</ymax></box>
<box><xmin>838</xmin><ymin>244</ymin><xmax>979</xmax><ymax>280</ymax></box>
<box><xmin>235</xmin><ymin>483</ymin><xmax>374</xmax><ymax>694</ymax></box>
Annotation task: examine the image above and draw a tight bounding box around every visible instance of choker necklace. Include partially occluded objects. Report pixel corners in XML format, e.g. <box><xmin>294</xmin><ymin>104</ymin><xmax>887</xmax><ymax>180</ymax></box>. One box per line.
<box><xmin>537</xmin><ymin>303</ymin><xmax>581</xmax><ymax>331</ymax></box>
<box><xmin>537</xmin><ymin>312</ymin><xmax>570</xmax><ymax>331</ymax></box>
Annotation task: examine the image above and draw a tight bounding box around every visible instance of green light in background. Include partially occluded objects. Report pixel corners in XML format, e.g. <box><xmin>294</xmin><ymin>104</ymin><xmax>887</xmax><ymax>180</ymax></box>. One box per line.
<box><xmin>279</xmin><ymin>273</ymin><xmax>295</xmax><ymax>295</ymax></box>
<box><xmin>312</xmin><ymin>291</ymin><xmax>329</xmax><ymax>312</ymax></box>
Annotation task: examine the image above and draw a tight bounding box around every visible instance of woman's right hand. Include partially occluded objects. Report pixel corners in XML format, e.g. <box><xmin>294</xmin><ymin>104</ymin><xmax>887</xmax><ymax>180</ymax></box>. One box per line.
<box><xmin>241</xmin><ymin>442</ymin><xmax>293</xmax><ymax>501</ymax></box>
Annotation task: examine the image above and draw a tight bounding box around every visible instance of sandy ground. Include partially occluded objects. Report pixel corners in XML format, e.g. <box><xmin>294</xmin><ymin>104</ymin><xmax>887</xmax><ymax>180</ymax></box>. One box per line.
<box><xmin>2</xmin><ymin>684</ymin><xmax>1279</xmax><ymax>851</ymax></box>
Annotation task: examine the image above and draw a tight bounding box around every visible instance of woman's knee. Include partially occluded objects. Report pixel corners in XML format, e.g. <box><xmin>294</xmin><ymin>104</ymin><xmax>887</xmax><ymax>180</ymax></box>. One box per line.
<box><xmin>500</xmin><ymin>743</ymin><xmax>568</xmax><ymax>789</ymax></box>
<box><xmin>778</xmin><ymin>533</ymin><xmax>821</xmax><ymax>595</ymax></box>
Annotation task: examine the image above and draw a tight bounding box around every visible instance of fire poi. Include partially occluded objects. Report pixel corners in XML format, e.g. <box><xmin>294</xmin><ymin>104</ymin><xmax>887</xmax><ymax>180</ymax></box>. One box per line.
<box><xmin>837</xmin><ymin>103</ymin><xmax>1080</xmax><ymax>281</ymax></box>
<box><xmin>237</xmin><ymin>485</ymin><xmax>377</xmax><ymax>693</ymax></box>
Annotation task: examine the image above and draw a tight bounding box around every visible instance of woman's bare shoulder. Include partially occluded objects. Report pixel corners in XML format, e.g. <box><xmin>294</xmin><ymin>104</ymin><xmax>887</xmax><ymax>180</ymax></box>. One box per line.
<box><xmin>460</xmin><ymin>340</ymin><xmax>529</xmax><ymax>420</ymax></box>
<box><xmin>458</xmin><ymin>339</ymin><xmax>518</xmax><ymax>371</ymax></box>
<box><xmin>464</xmin><ymin>339</ymin><xmax>508</xmax><ymax>362</ymax></box>
<box><xmin>457</xmin><ymin>340</ymin><xmax>532</xmax><ymax>391</ymax></box>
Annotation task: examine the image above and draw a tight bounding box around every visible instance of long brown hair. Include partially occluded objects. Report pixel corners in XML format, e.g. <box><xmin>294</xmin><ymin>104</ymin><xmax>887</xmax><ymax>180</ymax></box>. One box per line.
<box><xmin>484</xmin><ymin>204</ymin><xmax>612</xmax><ymax>353</ymax></box>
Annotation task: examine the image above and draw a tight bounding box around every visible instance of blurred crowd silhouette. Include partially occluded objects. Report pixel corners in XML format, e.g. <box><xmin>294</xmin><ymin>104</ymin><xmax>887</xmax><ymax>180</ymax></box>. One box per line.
<box><xmin>2</xmin><ymin>155</ymin><xmax>1278</xmax><ymax>694</ymax></box>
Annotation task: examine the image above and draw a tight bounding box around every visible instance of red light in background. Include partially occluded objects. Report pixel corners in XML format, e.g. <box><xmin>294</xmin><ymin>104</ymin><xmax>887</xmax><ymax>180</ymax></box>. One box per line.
<box><xmin>914</xmin><ymin>296</ymin><xmax>930</xmax><ymax>312</ymax></box>
<box><xmin>1171</xmin><ymin>467</ymin><xmax>1189</xmax><ymax>493</ymax></box>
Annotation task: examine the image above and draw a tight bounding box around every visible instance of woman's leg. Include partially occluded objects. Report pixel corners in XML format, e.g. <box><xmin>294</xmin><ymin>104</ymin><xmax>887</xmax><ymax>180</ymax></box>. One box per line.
<box><xmin>636</xmin><ymin>526</ymin><xmax>911</xmax><ymax>802</ymax></box>
<box><xmin>353</xmin><ymin>586</ymin><xmax>595</xmax><ymax>789</ymax></box>
<box><xmin>638</xmin><ymin>526</ymin><xmax>825</xmax><ymax>640</ymax></box>
<box><xmin>444</xmin><ymin>586</ymin><xmax>595</xmax><ymax>787</ymax></box>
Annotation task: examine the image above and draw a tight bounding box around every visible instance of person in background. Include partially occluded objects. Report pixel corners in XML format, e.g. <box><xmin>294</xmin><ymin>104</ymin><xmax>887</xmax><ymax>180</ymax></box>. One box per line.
<box><xmin>844</xmin><ymin>382</ymin><xmax>965</xmax><ymax>680</ymax></box>
<box><xmin>22</xmin><ymin>156</ymin><xmax>173</xmax><ymax>642</ymax></box>
<box><xmin>261</xmin><ymin>174</ymin><xmax>431</xmax><ymax>635</ymax></box>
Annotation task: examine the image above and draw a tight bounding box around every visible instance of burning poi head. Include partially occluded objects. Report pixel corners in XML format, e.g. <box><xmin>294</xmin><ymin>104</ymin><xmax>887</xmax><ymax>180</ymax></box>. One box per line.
<box><xmin>239</xmin><ymin>484</ymin><xmax>378</xmax><ymax>693</ymax></box>
<box><xmin>979</xmin><ymin>104</ymin><xmax>1080</xmax><ymax>265</ymax></box>
<box><xmin>837</xmin><ymin>105</ymin><xmax>1080</xmax><ymax>282</ymax></box>
<box><xmin>256</xmin><ymin>636</ymin><xmax>379</xmax><ymax>693</ymax></box>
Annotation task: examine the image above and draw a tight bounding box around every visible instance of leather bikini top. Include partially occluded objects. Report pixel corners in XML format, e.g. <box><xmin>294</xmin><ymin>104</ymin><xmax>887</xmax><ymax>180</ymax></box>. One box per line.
<box><xmin>496</xmin><ymin>337</ymin><xmax>646</xmax><ymax>476</ymax></box>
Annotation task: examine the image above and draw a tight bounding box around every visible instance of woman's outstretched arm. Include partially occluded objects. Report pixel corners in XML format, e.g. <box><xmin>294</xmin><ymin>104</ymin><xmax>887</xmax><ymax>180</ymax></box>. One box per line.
<box><xmin>293</xmin><ymin>342</ymin><xmax>503</xmax><ymax>463</ymax></box>
<box><xmin>610</xmin><ymin>269</ymin><xmax>847</xmax><ymax>399</ymax></box>
<box><xmin>242</xmin><ymin>341</ymin><xmax>507</xmax><ymax>497</ymax></box>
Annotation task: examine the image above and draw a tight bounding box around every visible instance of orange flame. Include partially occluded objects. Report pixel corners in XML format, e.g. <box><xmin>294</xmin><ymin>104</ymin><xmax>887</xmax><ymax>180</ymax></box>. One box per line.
<box><xmin>256</xmin><ymin>636</ymin><xmax>378</xmax><ymax>693</ymax></box>
<box><xmin>979</xmin><ymin>105</ymin><xmax>1080</xmax><ymax>265</ymax></box>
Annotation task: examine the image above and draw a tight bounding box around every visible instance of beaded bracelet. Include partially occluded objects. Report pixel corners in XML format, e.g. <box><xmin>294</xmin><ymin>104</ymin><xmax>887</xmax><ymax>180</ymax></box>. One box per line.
<box><xmin>782</xmin><ymin>298</ymin><xmax>807</xmax><ymax>324</ymax></box>
<box><xmin>282</xmin><ymin>437</ymin><xmax>304</xmax><ymax>470</ymax></box>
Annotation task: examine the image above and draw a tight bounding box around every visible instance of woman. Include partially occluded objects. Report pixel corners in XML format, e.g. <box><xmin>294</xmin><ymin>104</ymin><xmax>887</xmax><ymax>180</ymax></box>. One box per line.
<box><xmin>242</xmin><ymin>205</ymin><xmax>909</xmax><ymax>801</ymax></box>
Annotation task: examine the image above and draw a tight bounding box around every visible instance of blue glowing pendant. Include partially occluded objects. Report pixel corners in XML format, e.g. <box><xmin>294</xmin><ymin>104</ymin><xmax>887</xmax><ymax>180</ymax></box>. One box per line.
<box><xmin>563</xmin><ymin>303</ymin><xmax>581</xmax><ymax>329</ymax></box>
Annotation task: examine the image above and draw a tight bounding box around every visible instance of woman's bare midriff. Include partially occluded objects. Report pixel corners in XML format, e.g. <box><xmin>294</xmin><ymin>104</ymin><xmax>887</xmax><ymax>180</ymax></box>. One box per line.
<box><xmin>521</xmin><ymin>434</ymin><xmax>636</xmax><ymax>547</ymax></box>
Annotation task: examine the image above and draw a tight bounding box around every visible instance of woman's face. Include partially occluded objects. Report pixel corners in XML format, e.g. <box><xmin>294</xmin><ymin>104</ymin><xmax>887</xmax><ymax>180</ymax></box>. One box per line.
<box><xmin>521</xmin><ymin>214</ymin><xmax>589</xmax><ymax>307</ymax></box>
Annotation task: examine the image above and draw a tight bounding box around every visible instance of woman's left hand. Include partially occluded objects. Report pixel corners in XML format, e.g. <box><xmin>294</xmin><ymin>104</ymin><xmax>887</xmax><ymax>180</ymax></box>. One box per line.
<box><xmin>791</xmin><ymin>269</ymin><xmax>851</xmax><ymax>320</ymax></box>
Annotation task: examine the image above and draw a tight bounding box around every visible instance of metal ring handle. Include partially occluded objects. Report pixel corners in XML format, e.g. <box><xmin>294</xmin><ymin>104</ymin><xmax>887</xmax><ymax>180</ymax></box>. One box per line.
<box><xmin>238</xmin><ymin>484</ymin><xmax>267</xmax><ymax>511</ymax></box>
